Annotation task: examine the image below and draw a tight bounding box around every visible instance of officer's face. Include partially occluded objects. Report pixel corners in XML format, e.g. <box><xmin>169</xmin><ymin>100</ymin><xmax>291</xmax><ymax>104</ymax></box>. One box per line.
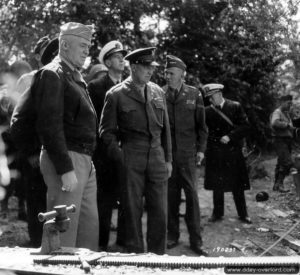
<box><xmin>61</xmin><ymin>36</ymin><xmax>91</xmax><ymax>68</ymax></box>
<box><xmin>106</xmin><ymin>52</ymin><xmax>125</xmax><ymax>72</ymax></box>
<box><xmin>209</xmin><ymin>91</ymin><xmax>223</xmax><ymax>106</ymax></box>
<box><xmin>165</xmin><ymin>67</ymin><xmax>184</xmax><ymax>88</ymax></box>
<box><xmin>132</xmin><ymin>64</ymin><xmax>155</xmax><ymax>85</ymax></box>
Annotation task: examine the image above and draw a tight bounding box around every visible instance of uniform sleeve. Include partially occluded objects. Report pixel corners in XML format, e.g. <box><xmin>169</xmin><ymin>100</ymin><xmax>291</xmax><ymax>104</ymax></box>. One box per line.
<box><xmin>228</xmin><ymin>102</ymin><xmax>250</xmax><ymax>142</ymax></box>
<box><xmin>195</xmin><ymin>90</ymin><xmax>208</xmax><ymax>153</ymax></box>
<box><xmin>99</xmin><ymin>91</ymin><xmax>123</xmax><ymax>162</ymax></box>
<box><xmin>35</xmin><ymin>69</ymin><xmax>74</xmax><ymax>175</ymax></box>
<box><xmin>161</xmin><ymin>92</ymin><xmax>172</xmax><ymax>162</ymax></box>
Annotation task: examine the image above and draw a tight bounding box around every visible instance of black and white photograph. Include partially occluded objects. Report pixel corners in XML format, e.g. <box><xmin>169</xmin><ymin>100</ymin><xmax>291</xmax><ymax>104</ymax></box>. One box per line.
<box><xmin>0</xmin><ymin>0</ymin><xmax>300</xmax><ymax>274</ymax></box>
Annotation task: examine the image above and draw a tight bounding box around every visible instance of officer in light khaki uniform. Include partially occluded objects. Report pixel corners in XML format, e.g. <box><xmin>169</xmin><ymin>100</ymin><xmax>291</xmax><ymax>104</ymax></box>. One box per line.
<box><xmin>163</xmin><ymin>55</ymin><xmax>208</xmax><ymax>255</ymax></box>
<box><xmin>36</xmin><ymin>22</ymin><xmax>99</xmax><ymax>250</ymax></box>
<box><xmin>99</xmin><ymin>47</ymin><xmax>172</xmax><ymax>254</ymax></box>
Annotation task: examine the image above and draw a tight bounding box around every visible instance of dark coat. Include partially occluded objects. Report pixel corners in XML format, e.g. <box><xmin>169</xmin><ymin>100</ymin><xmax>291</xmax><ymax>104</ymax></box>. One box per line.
<box><xmin>35</xmin><ymin>56</ymin><xmax>97</xmax><ymax>175</ymax></box>
<box><xmin>87</xmin><ymin>73</ymin><xmax>116</xmax><ymax>163</ymax></box>
<box><xmin>87</xmin><ymin>73</ymin><xmax>114</xmax><ymax>122</ymax></box>
<box><xmin>204</xmin><ymin>99</ymin><xmax>250</xmax><ymax>192</ymax></box>
<box><xmin>163</xmin><ymin>83</ymin><xmax>208</xmax><ymax>156</ymax></box>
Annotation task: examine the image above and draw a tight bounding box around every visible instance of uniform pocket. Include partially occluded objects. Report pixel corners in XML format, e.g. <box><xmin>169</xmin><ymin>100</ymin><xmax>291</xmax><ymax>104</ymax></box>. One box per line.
<box><xmin>186</xmin><ymin>102</ymin><xmax>196</xmax><ymax>111</ymax></box>
<box><xmin>152</xmin><ymin>99</ymin><xmax>164</xmax><ymax>125</ymax></box>
<box><xmin>120</xmin><ymin>105</ymin><xmax>137</xmax><ymax>127</ymax></box>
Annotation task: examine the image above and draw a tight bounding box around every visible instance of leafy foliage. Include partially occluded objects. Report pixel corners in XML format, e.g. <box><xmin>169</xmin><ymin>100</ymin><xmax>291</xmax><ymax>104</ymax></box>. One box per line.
<box><xmin>0</xmin><ymin>0</ymin><xmax>299</xmax><ymax>147</ymax></box>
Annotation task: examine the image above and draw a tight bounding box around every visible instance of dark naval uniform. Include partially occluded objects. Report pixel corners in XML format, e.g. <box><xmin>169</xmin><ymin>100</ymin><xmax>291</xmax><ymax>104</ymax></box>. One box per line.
<box><xmin>204</xmin><ymin>98</ymin><xmax>250</xmax><ymax>219</ymax></box>
<box><xmin>99</xmin><ymin>76</ymin><xmax>172</xmax><ymax>254</ymax></box>
<box><xmin>88</xmin><ymin>40</ymin><xmax>127</xmax><ymax>249</ymax></box>
<box><xmin>88</xmin><ymin>73</ymin><xmax>125</xmax><ymax>249</ymax></box>
<box><xmin>163</xmin><ymin>82</ymin><xmax>208</xmax><ymax>248</ymax></box>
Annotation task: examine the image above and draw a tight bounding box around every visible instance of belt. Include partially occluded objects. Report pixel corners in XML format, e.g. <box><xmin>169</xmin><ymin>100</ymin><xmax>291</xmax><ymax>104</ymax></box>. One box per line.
<box><xmin>122</xmin><ymin>136</ymin><xmax>161</xmax><ymax>148</ymax></box>
<box><xmin>67</xmin><ymin>142</ymin><xmax>95</xmax><ymax>156</ymax></box>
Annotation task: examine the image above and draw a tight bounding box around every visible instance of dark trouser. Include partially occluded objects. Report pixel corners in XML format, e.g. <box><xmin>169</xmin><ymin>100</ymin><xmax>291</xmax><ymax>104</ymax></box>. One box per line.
<box><xmin>168</xmin><ymin>157</ymin><xmax>202</xmax><ymax>246</ymax></box>
<box><xmin>122</xmin><ymin>144</ymin><xmax>168</xmax><ymax>255</ymax></box>
<box><xmin>212</xmin><ymin>189</ymin><xmax>248</xmax><ymax>218</ymax></box>
<box><xmin>273</xmin><ymin>137</ymin><xmax>293</xmax><ymax>178</ymax></box>
<box><xmin>95</xmin><ymin>155</ymin><xmax>125</xmax><ymax>249</ymax></box>
<box><xmin>23</xmin><ymin>160</ymin><xmax>47</xmax><ymax>247</ymax></box>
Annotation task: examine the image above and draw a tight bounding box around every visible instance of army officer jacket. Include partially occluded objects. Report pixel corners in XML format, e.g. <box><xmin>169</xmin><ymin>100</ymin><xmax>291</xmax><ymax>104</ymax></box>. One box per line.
<box><xmin>163</xmin><ymin>83</ymin><xmax>208</xmax><ymax>153</ymax></box>
<box><xmin>99</xmin><ymin>76</ymin><xmax>172</xmax><ymax>164</ymax></box>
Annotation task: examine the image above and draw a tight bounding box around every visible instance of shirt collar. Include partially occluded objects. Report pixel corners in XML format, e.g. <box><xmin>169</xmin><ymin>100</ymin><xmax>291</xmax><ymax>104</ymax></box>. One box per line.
<box><xmin>108</xmin><ymin>73</ymin><xmax>121</xmax><ymax>85</ymax></box>
<box><xmin>59</xmin><ymin>55</ymin><xmax>76</xmax><ymax>71</ymax></box>
<box><xmin>219</xmin><ymin>98</ymin><xmax>225</xmax><ymax>108</ymax></box>
<box><xmin>169</xmin><ymin>81</ymin><xmax>183</xmax><ymax>92</ymax></box>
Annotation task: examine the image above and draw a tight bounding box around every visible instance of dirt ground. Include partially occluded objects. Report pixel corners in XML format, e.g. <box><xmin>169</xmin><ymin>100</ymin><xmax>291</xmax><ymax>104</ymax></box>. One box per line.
<box><xmin>0</xmin><ymin>155</ymin><xmax>300</xmax><ymax>273</ymax></box>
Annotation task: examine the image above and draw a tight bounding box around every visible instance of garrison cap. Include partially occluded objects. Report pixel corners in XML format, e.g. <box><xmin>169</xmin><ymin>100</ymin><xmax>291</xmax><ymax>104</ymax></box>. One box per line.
<box><xmin>34</xmin><ymin>36</ymin><xmax>50</xmax><ymax>55</ymax></box>
<box><xmin>59</xmin><ymin>22</ymin><xmax>94</xmax><ymax>41</ymax></box>
<box><xmin>125</xmin><ymin>47</ymin><xmax>159</xmax><ymax>66</ymax></box>
<box><xmin>99</xmin><ymin>40</ymin><xmax>127</xmax><ymax>64</ymax></box>
<box><xmin>165</xmin><ymin>55</ymin><xmax>186</xmax><ymax>71</ymax></box>
<box><xmin>41</xmin><ymin>37</ymin><xmax>59</xmax><ymax>65</ymax></box>
<box><xmin>203</xmin><ymin>83</ymin><xmax>224</xmax><ymax>97</ymax></box>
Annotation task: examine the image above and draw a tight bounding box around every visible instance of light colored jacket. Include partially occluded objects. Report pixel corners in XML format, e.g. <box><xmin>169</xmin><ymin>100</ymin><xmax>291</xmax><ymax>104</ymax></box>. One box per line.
<box><xmin>270</xmin><ymin>108</ymin><xmax>293</xmax><ymax>138</ymax></box>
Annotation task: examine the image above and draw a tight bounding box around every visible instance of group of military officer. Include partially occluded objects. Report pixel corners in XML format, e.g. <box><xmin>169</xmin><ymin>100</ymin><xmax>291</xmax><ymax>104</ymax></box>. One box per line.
<box><xmin>28</xmin><ymin>22</ymin><xmax>251</xmax><ymax>256</ymax></box>
<box><xmin>91</xmin><ymin>32</ymin><xmax>252</xmax><ymax>255</ymax></box>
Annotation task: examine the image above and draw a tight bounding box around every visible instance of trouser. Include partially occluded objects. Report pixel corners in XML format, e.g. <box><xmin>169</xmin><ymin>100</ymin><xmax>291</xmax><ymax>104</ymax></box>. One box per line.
<box><xmin>212</xmin><ymin>188</ymin><xmax>248</xmax><ymax>218</ymax></box>
<box><xmin>273</xmin><ymin>137</ymin><xmax>293</xmax><ymax>178</ymax></box>
<box><xmin>40</xmin><ymin>150</ymin><xmax>99</xmax><ymax>251</ymax></box>
<box><xmin>94</xmin><ymin>153</ymin><xmax>125</xmax><ymax>249</ymax></box>
<box><xmin>22</xmin><ymin>159</ymin><xmax>47</xmax><ymax>247</ymax></box>
<box><xmin>122</xmin><ymin>144</ymin><xmax>168</xmax><ymax>255</ymax></box>
<box><xmin>167</xmin><ymin>157</ymin><xmax>202</xmax><ymax>246</ymax></box>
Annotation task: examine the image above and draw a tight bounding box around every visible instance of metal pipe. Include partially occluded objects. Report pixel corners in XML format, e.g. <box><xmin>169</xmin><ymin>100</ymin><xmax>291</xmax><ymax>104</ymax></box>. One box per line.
<box><xmin>33</xmin><ymin>254</ymin><xmax>300</xmax><ymax>269</ymax></box>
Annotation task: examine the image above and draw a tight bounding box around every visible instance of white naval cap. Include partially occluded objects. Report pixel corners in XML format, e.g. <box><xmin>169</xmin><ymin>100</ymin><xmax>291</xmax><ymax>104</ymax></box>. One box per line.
<box><xmin>99</xmin><ymin>40</ymin><xmax>127</xmax><ymax>64</ymax></box>
<box><xmin>202</xmin><ymin>83</ymin><xmax>224</xmax><ymax>97</ymax></box>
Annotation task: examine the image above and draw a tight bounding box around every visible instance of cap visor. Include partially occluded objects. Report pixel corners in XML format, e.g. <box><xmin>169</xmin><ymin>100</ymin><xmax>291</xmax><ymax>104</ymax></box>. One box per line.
<box><xmin>41</xmin><ymin>38</ymin><xmax>59</xmax><ymax>65</ymax></box>
<box><xmin>151</xmin><ymin>61</ymin><xmax>160</xmax><ymax>66</ymax></box>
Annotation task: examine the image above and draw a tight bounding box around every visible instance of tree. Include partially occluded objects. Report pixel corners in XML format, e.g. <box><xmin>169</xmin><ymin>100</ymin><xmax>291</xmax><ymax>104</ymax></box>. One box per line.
<box><xmin>156</xmin><ymin>0</ymin><xmax>292</xmax><ymax>147</ymax></box>
<box><xmin>1</xmin><ymin>0</ymin><xmax>298</xmax><ymax>147</ymax></box>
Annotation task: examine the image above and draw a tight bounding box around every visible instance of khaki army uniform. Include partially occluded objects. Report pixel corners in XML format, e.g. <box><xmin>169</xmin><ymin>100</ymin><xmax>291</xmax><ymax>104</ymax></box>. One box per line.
<box><xmin>99</xmin><ymin>77</ymin><xmax>172</xmax><ymax>254</ymax></box>
<box><xmin>163</xmin><ymin>83</ymin><xmax>207</xmax><ymax>248</ymax></box>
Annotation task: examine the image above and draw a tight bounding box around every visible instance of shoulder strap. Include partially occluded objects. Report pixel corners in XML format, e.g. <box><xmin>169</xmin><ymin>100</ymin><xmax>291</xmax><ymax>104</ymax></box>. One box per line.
<box><xmin>211</xmin><ymin>105</ymin><xmax>234</xmax><ymax>127</ymax></box>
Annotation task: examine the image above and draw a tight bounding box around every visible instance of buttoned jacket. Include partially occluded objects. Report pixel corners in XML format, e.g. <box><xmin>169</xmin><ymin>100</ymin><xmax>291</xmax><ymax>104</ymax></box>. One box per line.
<box><xmin>99</xmin><ymin>77</ymin><xmax>172</xmax><ymax>163</ymax></box>
<box><xmin>163</xmin><ymin>83</ymin><xmax>208</xmax><ymax>154</ymax></box>
<box><xmin>35</xmin><ymin>56</ymin><xmax>97</xmax><ymax>175</ymax></box>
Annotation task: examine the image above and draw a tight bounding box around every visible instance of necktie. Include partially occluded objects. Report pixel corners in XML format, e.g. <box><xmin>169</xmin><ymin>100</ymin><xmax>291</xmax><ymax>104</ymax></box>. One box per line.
<box><xmin>144</xmin><ymin>88</ymin><xmax>148</xmax><ymax>103</ymax></box>
<box><xmin>168</xmin><ymin>87</ymin><xmax>176</xmax><ymax>101</ymax></box>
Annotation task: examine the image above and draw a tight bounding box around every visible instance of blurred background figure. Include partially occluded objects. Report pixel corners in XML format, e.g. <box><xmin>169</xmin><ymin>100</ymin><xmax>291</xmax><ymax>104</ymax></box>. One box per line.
<box><xmin>0</xmin><ymin>60</ymin><xmax>32</xmax><ymax>220</ymax></box>
<box><xmin>11</xmin><ymin>36</ymin><xmax>59</xmax><ymax>247</ymax></box>
<box><xmin>270</xmin><ymin>95</ymin><xmax>295</xmax><ymax>193</ymax></box>
<box><xmin>86</xmin><ymin>63</ymin><xmax>108</xmax><ymax>82</ymax></box>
